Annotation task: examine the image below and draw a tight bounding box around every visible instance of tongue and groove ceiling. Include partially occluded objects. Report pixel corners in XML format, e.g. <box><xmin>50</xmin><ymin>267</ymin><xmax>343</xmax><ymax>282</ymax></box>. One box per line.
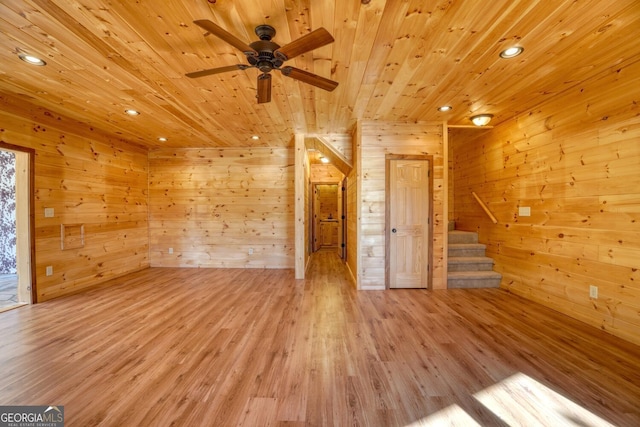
<box><xmin>0</xmin><ymin>0</ymin><xmax>638</xmax><ymax>149</ymax></box>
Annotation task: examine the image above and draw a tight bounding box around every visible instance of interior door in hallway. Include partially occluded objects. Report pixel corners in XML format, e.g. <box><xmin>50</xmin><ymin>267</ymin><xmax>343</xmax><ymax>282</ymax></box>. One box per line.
<box><xmin>387</xmin><ymin>156</ymin><xmax>432</xmax><ymax>289</ymax></box>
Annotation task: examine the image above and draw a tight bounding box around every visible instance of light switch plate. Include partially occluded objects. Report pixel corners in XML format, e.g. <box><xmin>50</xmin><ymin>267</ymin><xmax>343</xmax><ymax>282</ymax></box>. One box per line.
<box><xmin>44</xmin><ymin>207</ymin><xmax>54</xmax><ymax>218</ymax></box>
<box><xmin>518</xmin><ymin>206</ymin><xmax>531</xmax><ymax>217</ymax></box>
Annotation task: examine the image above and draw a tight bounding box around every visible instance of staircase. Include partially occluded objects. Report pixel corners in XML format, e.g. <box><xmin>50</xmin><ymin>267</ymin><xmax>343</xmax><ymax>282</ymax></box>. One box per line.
<box><xmin>448</xmin><ymin>229</ymin><xmax>502</xmax><ymax>288</ymax></box>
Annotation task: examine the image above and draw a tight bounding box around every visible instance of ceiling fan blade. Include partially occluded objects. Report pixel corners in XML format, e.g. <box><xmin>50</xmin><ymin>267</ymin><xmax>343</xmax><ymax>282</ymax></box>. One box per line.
<box><xmin>193</xmin><ymin>19</ymin><xmax>257</xmax><ymax>56</ymax></box>
<box><xmin>185</xmin><ymin>64</ymin><xmax>249</xmax><ymax>79</ymax></box>
<box><xmin>281</xmin><ymin>67</ymin><xmax>338</xmax><ymax>92</ymax></box>
<box><xmin>257</xmin><ymin>74</ymin><xmax>272</xmax><ymax>104</ymax></box>
<box><xmin>274</xmin><ymin>28</ymin><xmax>334</xmax><ymax>61</ymax></box>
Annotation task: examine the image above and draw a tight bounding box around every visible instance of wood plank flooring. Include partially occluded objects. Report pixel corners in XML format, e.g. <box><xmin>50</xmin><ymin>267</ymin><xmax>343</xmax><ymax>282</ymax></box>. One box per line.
<box><xmin>0</xmin><ymin>251</ymin><xmax>639</xmax><ymax>426</ymax></box>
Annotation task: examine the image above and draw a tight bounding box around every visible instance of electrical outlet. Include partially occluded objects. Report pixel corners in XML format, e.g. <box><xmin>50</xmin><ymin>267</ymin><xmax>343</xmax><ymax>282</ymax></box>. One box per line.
<box><xmin>46</xmin><ymin>266</ymin><xmax>53</xmax><ymax>276</ymax></box>
<box><xmin>589</xmin><ymin>285</ymin><xmax>598</xmax><ymax>299</ymax></box>
<box><xmin>518</xmin><ymin>206</ymin><xmax>531</xmax><ymax>217</ymax></box>
<box><xmin>168</xmin><ymin>248</ymin><xmax>174</xmax><ymax>254</ymax></box>
<box><xmin>44</xmin><ymin>207</ymin><xmax>54</xmax><ymax>218</ymax></box>
<box><xmin>248</xmin><ymin>248</ymin><xmax>254</xmax><ymax>255</ymax></box>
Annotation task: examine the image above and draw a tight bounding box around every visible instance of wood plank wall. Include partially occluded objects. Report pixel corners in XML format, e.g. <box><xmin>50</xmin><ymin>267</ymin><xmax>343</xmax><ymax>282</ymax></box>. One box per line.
<box><xmin>345</xmin><ymin>125</ymin><xmax>359</xmax><ymax>286</ymax></box>
<box><xmin>0</xmin><ymin>103</ymin><xmax>149</xmax><ymax>302</ymax></box>
<box><xmin>315</xmin><ymin>184</ymin><xmax>339</xmax><ymax>220</ymax></box>
<box><xmin>309</xmin><ymin>164</ymin><xmax>344</xmax><ymax>183</ymax></box>
<box><xmin>451</xmin><ymin>59</ymin><xmax>640</xmax><ymax>345</ymax></box>
<box><xmin>358</xmin><ymin>121</ymin><xmax>446</xmax><ymax>289</ymax></box>
<box><xmin>304</xmin><ymin>149</ymin><xmax>310</xmax><ymax>273</ymax></box>
<box><xmin>317</xmin><ymin>134</ymin><xmax>353</xmax><ymax>163</ymax></box>
<box><xmin>448</xmin><ymin>135</ymin><xmax>455</xmax><ymax>224</ymax></box>
<box><xmin>148</xmin><ymin>148</ymin><xmax>295</xmax><ymax>269</ymax></box>
<box><xmin>295</xmin><ymin>134</ymin><xmax>306</xmax><ymax>278</ymax></box>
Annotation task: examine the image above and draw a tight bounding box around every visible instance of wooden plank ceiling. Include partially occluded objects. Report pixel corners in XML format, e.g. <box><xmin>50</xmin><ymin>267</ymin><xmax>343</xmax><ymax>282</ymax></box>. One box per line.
<box><xmin>1</xmin><ymin>0</ymin><xmax>638</xmax><ymax>149</ymax></box>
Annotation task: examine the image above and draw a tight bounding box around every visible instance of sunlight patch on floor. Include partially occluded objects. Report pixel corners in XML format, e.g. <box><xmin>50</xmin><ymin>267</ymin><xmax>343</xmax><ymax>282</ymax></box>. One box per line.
<box><xmin>474</xmin><ymin>373</ymin><xmax>614</xmax><ymax>426</ymax></box>
<box><xmin>404</xmin><ymin>404</ymin><xmax>481</xmax><ymax>426</ymax></box>
<box><xmin>406</xmin><ymin>373</ymin><xmax>613</xmax><ymax>426</ymax></box>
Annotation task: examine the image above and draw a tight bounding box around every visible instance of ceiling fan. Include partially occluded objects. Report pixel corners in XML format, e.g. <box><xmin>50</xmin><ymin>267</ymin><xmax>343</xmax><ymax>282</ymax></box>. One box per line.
<box><xmin>186</xmin><ymin>20</ymin><xmax>339</xmax><ymax>103</ymax></box>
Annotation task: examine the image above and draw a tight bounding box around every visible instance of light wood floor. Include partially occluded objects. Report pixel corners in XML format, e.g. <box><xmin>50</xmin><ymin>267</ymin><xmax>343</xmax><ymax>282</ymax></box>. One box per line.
<box><xmin>0</xmin><ymin>251</ymin><xmax>639</xmax><ymax>426</ymax></box>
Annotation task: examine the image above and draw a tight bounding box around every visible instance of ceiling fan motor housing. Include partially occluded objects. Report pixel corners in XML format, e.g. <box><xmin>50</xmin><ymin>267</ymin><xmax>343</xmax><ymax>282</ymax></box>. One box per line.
<box><xmin>247</xmin><ymin>25</ymin><xmax>284</xmax><ymax>72</ymax></box>
<box><xmin>248</xmin><ymin>39</ymin><xmax>283</xmax><ymax>72</ymax></box>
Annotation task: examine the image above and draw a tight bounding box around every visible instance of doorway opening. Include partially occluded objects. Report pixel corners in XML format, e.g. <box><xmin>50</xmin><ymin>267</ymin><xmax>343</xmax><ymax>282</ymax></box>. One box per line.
<box><xmin>302</xmin><ymin>136</ymin><xmax>352</xmax><ymax>276</ymax></box>
<box><xmin>0</xmin><ymin>143</ymin><xmax>36</xmax><ymax>311</ymax></box>
<box><xmin>311</xmin><ymin>183</ymin><xmax>343</xmax><ymax>255</ymax></box>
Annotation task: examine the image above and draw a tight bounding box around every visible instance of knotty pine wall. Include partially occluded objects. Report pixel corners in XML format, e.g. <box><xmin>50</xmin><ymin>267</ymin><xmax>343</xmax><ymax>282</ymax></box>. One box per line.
<box><xmin>357</xmin><ymin>121</ymin><xmax>446</xmax><ymax>290</ymax></box>
<box><xmin>345</xmin><ymin>126</ymin><xmax>359</xmax><ymax>286</ymax></box>
<box><xmin>148</xmin><ymin>148</ymin><xmax>294</xmax><ymax>269</ymax></box>
<box><xmin>317</xmin><ymin>134</ymin><xmax>353</xmax><ymax>164</ymax></box>
<box><xmin>309</xmin><ymin>163</ymin><xmax>344</xmax><ymax>183</ymax></box>
<box><xmin>451</xmin><ymin>59</ymin><xmax>640</xmax><ymax>345</ymax></box>
<box><xmin>315</xmin><ymin>184</ymin><xmax>339</xmax><ymax>220</ymax></box>
<box><xmin>0</xmin><ymin>105</ymin><xmax>149</xmax><ymax>302</ymax></box>
<box><xmin>304</xmin><ymin>152</ymin><xmax>310</xmax><ymax>273</ymax></box>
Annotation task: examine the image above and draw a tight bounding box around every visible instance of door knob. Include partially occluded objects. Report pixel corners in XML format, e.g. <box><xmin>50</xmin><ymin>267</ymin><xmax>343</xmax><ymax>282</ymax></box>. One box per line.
<box><xmin>391</xmin><ymin>228</ymin><xmax>397</xmax><ymax>233</ymax></box>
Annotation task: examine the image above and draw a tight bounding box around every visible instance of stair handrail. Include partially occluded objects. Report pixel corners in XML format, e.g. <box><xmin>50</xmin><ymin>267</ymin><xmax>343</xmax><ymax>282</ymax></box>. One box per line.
<box><xmin>472</xmin><ymin>191</ymin><xmax>498</xmax><ymax>224</ymax></box>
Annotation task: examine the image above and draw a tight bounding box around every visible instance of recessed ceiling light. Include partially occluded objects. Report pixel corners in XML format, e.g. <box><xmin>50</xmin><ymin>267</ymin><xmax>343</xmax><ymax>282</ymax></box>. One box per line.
<box><xmin>438</xmin><ymin>105</ymin><xmax>452</xmax><ymax>112</ymax></box>
<box><xmin>500</xmin><ymin>46</ymin><xmax>524</xmax><ymax>59</ymax></box>
<box><xmin>251</xmin><ymin>135</ymin><xmax>259</xmax><ymax>140</ymax></box>
<box><xmin>18</xmin><ymin>53</ymin><xmax>46</xmax><ymax>66</ymax></box>
<box><xmin>125</xmin><ymin>109</ymin><xmax>140</xmax><ymax>116</ymax></box>
<box><xmin>158</xmin><ymin>137</ymin><xmax>167</xmax><ymax>142</ymax></box>
<box><xmin>470</xmin><ymin>114</ymin><xmax>493</xmax><ymax>126</ymax></box>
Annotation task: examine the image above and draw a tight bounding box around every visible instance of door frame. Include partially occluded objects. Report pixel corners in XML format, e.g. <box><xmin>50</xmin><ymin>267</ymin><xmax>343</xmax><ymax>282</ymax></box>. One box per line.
<box><xmin>340</xmin><ymin>177</ymin><xmax>347</xmax><ymax>260</ymax></box>
<box><xmin>385</xmin><ymin>154</ymin><xmax>434</xmax><ymax>289</ymax></box>
<box><xmin>0</xmin><ymin>142</ymin><xmax>37</xmax><ymax>303</ymax></box>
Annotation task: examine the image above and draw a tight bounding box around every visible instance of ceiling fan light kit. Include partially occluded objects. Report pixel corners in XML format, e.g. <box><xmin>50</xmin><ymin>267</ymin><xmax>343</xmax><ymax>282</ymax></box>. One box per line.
<box><xmin>186</xmin><ymin>20</ymin><xmax>338</xmax><ymax>104</ymax></box>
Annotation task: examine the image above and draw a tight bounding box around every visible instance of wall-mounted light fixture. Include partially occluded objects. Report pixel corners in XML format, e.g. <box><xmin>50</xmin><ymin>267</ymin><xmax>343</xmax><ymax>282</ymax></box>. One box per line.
<box><xmin>319</xmin><ymin>156</ymin><xmax>330</xmax><ymax>164</ymax></box>
<box><xmin>125</xmin><ymin>109</ymin><xmax>140</xmax><ymax>116</ymax></box>
<box><xmin>470</xmin><ymin>114</ymin><xmax>493</xmax><ymax>126</ymax></box>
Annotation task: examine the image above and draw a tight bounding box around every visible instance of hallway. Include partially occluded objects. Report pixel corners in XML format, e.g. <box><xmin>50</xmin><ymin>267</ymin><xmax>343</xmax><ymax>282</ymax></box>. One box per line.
<box><xmin>0</xmin><ymin>251</ymin><xmax>639</xmax><ymax>426</ymax></box>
